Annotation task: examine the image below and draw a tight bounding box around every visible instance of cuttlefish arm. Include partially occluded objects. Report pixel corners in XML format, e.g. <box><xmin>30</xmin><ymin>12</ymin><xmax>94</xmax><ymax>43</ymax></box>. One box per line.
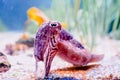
<box><xmin>44</xmin><ymin>46</ymin><xmax>57</xmax><ymax>77</ymax></box>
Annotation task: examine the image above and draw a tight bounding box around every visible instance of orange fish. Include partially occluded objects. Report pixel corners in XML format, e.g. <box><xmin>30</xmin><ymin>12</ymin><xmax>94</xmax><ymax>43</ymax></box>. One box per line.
<box><xmin>27</xmin><ymin>7</ymin><xmax>49</xmax><ymax>26</ymax></box>
<box><xmin>26</xmin><ymin>7</ymin><xmax>67</xmax><ymax>29</ymax></box>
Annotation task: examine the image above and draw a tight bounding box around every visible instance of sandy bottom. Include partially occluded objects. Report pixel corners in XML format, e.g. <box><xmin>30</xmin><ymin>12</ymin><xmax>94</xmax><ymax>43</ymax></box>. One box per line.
<box><xmin>0</xmin><ymin>32</ymin><xmax>120</xmax><ymax>80</ymax></box>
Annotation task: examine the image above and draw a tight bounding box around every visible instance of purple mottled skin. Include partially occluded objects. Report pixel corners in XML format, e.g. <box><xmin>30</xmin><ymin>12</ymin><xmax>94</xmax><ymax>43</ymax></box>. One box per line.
<box><xmin>34</xmin><ymin>21</ymin><xmax>104</xmax><ymax>77</ymax></box>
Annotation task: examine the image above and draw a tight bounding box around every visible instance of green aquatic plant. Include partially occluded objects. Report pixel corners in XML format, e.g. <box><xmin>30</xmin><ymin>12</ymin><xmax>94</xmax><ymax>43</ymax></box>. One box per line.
<box><xmin>0</xmin><ymin>18</ymin><xmax>7</xmax><ymax>31</ymax></box>
<box><xmin>27</xmin><ymin>0</ymin><xmax>120</xmax><ymax>50</ymax></box>
<box><xmin>46</xmin><ymin>0</ymin><xmax>120</xmax><ymax>50</ymax></box>
<box><xmin>110</xmin><ymin>10</ymin><xmax>120</xmax><ymax>40</ymax></box>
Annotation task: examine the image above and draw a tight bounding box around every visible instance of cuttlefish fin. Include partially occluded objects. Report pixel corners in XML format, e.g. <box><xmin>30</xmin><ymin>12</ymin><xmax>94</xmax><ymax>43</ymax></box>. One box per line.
<box><xmin>89</xmin><ymin>54</ymin><xmax>104</xmax><ymax>63</ymax></box>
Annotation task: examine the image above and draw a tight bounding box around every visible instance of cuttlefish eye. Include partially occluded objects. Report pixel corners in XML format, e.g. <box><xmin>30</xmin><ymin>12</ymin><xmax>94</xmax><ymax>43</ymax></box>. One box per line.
<box><xmin>50</xmin><ymin>23</ymin><xmax>58</xmax><ymax>27</ymax></box>
<box><xmin>50</xmin><ymin>21</ymin><xmax>61</xmax><ymax>27</ymax></box>
<box><xmin>49</xmin><ymin>22</ymin><xmax>61</xmax><ymax>35</ymax></box>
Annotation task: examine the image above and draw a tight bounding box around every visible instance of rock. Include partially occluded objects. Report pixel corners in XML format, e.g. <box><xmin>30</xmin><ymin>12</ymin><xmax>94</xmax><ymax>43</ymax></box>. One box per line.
<box><xmin>16</xmin><ymin>37</ymin><xmax>34</xmax><ymax>48</ymax></box>
<box><xmin>0</xmin><ymin>52</ymin><xmax>11</xmax><ymax>73</ymax></box>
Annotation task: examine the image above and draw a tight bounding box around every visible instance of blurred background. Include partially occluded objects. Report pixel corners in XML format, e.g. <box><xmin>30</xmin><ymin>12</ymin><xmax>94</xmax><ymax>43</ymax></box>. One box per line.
<box><xmin>0</xmin><ymin>0</ymin><xmax>120</xmax><ymax>79</ymax></box>
<box><xmin>0</xmin><ymin>0</ymin><xmax>51</xmax><ymax>31</ymax></box>
<box><xmin>0</xmin><ymin>0</ymin><xmax>120</xmax><ymax>49</ymax></box>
